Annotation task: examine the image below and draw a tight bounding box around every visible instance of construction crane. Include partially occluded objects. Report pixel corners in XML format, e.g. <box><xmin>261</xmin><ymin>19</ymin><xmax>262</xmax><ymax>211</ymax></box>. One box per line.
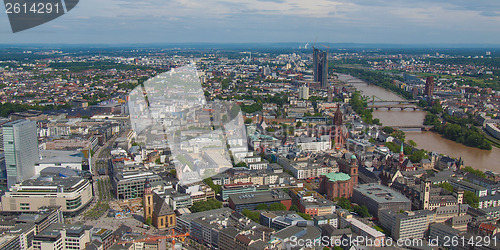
<box><xmin>320</xmin><ymin>44</ymin><xmax>330</xmax><ymax>57</ymax></box>
<box><xmin>118</xmin><ymin>229</ymin><xmax>190</xmax><ymax>250</ymax></box>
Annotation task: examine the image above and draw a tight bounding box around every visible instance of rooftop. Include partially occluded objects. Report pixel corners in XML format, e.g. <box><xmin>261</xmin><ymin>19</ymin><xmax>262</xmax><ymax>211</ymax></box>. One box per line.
<box><xmin>228</xmin><ymin>190</ymin><xmax>291</xmax><ymax>205</ymax></box>
<box><xmin>35</xmin><ymin>223</ymin><xmax>87</xmax><ymax>239</ymax></box>
<box><xmin>481</xmin><ymin>206</ymin><xmax>500</xmax><ymax>213</ymax></box>
<box><xmin>220</xmin><ymin>226</ymin><xmax>240</xmax><ymax>238</ymax></box>
<box><xmin>346</xmin><ymin>217</ymin><xmax>385</xmax><ymax>238</ymax></box>
<box><xmin>380</xmin><ymin>209</ymin><xmax>435</xmax><ymax>221</ymax></box>
<box><xmin>479</xmin><ymin>192</ymin><xmax>500</xmax><ymax>202</ymax></box>
<box><xmin>354</xmin><ymin>183</ymin><xmax>411</xmax><ymax>204</ymax></box>
<box><xmin>223</xmin><ymin>182</ymin><xmax>255</xmax><ymax>189</ymax></box>
<box><xmin>37</xmin><ymin>150</ymin><xmax>83</xmax><ymax>164</ymax></box>
<box><xmin>321</xmin><ymin>225</ymin><xmax>351</xmax><ymax>236</ymax></box>
<box><xmin>313</xmin><ymin>213</ymin><xmax>338</xmax><ymax>221</ymax></box>
<box><xmin>177</xmin><ymin>207</ymin><xmax>233</xmax><ymax>224</ymax></box>
<box><xmin>464</xmin><ymin>172</ymin><xmax>496</xmax><ymax>185</ymax></box>
<box><xmin>40</xmin><ymin>167</ymin><xmax>79</xmax><ymax>177</ymax></box>
<box><xmin>152</xmin><ymin>193</ymin><xmax>175</xmax><ymax>216</ymax></box>
<box><xmin>0</xmin><ymin>234</ymin><xmax>17</xmax><ymax>248</ymax></box>
<box><xmin>300</xmin><ymin>198</ymin><xmax>335</xmax><ymax>208</ymax></box>
<box><xmin>115</xmin><ymin>170</ymin><xmax>158</xmax><ymax>181</ymax></box>
<box><xmin>3</xmin><ymin>119</ymin><xmax>34</xmax><ymax>127</ymax></box>
<box><xmin>12</xmin><ymin>176</ymin><xmax>86</xmax><ymax>191</ymax></box>
<box><xmin>430</xmin><ymin>223</ymin><xmax>461</xmax><ymax>236</ymax></box>
<box><xmin>435</xmin><ymin>204</ymin><xmax>470</xmax><ymax>215</ymax></box>
<box><xmin>479</xmin><ymin>223</ymin><xmax>498</xmax><ymax>232</ymax></box>
<box><xmin>322</xmin><ymin>172</ymin><xmax>351</xmax><ymax>182</ymax></box>
<box><xmin>8</xmin><ymin>223</ymin><xmax>36</xmax><ymax>235</ymax></box>
<box><xmin>272</xmin><ymin>225</ymin><xmax>321</xmax><ymax>241</ymax></box>
<box><xmin>451</xmin><ymin>178</ymin><xmax>487</xmax><ymax>191</ymax></box>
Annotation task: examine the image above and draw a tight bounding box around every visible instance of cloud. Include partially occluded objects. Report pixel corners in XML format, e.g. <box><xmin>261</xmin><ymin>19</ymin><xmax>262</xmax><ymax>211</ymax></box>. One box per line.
<box><xmin>257</xmin><ymin>0</ymin><xmax>285</xmax><ymax>3</ymax></box>
<box><xmin>70</xmin><ymin>0</ymin><xmax>348</xmax><ymax>19</ymax></box>
<box><xmin>65</xmin><ymin>0</ymin><xmax>500</xmax><ymax>25</ymax></box>
<box><xmin>1</xmin><ymin>0</ymin><xmax>499</xmax><ymax>44</ymax></box>
<box><xmin>480</xmin><ymin>11</ymin><xmax>500</xmax><ymax>17</ymax></box>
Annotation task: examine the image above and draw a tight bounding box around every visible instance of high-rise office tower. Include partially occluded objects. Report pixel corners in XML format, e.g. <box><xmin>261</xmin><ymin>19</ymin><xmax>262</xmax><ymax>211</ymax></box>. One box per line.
<box><xmin>0</xmin><ymin>118</ymin><xmax>10</xmax><ymax>151</ymax></box>
<box><xmin>299</xmin><ymin>85</ymin><xmax>309</xmax><ymax>100</ymax></box>
<box><xmin>424</xmin><ymin>76</ymin><xmax>434</xmax><ymax>97</ymax></box>
<box><xmin>3</xmin><ymin>120</ymin><xmax>38</xmax><ymax>188</ymax></box>
<box><xmin>327</xmin><ymin>87</ymin><xmax>334</xmax><ymax>102</ymax></box>
<box><xmin>263</xmin><ymin>66</ymin><xmax>271</xmax><ymax>76</ymax></box>
<box><xmin>313</xmin><ymin>48</ymin><xmax>328</xmax><ymax>88</ymax></box>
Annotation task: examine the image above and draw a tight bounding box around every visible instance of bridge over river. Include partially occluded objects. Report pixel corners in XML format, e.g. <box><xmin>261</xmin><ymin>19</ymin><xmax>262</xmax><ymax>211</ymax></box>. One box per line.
<box><xmin>391</xmin><ymin>125</ymin><xmax>434</xmax><ymax>131</ymax></box>
<box><xmin>338</xmin><ymin>73</ymin><xmax>500</xmax><ymax>173</ymax></box>
<box><xmin>367</xmin><ymin>100</ymin><xmax>422</xmax><ymax>111</ymax></box>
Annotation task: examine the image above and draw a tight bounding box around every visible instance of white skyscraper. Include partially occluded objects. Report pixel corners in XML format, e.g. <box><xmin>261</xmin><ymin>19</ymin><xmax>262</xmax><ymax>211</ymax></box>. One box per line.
<box><xmin>299</xmin><ymin>85</ymin><xmax>310</xmax><ymax>100</ymax></box>
<box><xmin>3</xmin><ymin>120</ymin><xmax>38</xmax><ymax>188</ymax></box>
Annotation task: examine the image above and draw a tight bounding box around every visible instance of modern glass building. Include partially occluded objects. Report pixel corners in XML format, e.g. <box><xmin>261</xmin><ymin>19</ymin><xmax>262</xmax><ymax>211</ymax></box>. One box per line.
<box><xmin>3</xmin><ymin>120</ymin><xmax>39</xmax><ymax>188</ymax></box>
<box><xmin>313</xmin><ymin>48</ymin><xmax>328</xmax><ymax>88</ymax></box>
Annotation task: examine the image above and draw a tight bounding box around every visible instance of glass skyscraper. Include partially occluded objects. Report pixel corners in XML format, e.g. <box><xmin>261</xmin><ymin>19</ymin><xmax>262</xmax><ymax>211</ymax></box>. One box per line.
<box><xmin>3</xmin><ymin>120</ymin><xmax>38</xmax><ymax>188</ymax></box>
<box><xmin>313</xmin><ymin>48</ymin><xmax>328</xmax><ymax>88</ymax></box>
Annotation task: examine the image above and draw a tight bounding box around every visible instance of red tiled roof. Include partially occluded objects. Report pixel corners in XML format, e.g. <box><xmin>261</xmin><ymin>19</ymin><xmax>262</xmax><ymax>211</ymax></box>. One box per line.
<box><xmin>112</xmin><ymin>157</ymin><xmax>131</xmax><ymax>162</ymax></box>
<box><xmin>479</xmin><ymin>223</ymin><xmax>497</xmax><ymax>232</ymax></box>
<box><xmin>235</xmin><ymin>234</ymin><xmax>252</xmax><ymax>245</ymax></box>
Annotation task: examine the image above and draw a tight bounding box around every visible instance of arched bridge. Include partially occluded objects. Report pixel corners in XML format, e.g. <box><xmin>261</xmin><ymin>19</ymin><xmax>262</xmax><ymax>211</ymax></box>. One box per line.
<box><xmin>371</xmin><ymin>104</ymin><xmax>423</xmax><ymax>111</ymax></box>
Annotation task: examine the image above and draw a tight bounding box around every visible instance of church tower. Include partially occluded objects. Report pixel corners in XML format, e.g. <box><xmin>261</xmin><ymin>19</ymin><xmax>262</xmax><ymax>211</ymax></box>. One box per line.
<box><xmin>143</xmin><ymin>178</ymin><xmax>153</xmax><ymax>222</ymax></box>
<box><xmin>332</xmin><ymin>107</ymin><xmax>345</xmax><ymax>150</ymax></box>
<box><xmin>350</xmin><ymin>155</ymin><xmax>358</xmax><ymax>186</ymax></box>
<box><xmin>421</xmin><ymin>179</ymin><xmax>431</xmax><ymax>210</ymax></box>
<box><xmin>455</xmin><ymin>189</ymin><xmax>464</xmax><ymax>205</ymax></box>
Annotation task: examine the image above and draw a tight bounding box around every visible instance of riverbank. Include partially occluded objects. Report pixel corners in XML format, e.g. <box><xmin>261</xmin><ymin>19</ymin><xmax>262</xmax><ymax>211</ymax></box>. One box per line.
<box><xmin>405</xmin><ymin>131</ymin><xmax>500</xmax><ymax>173</ymax></box>
<box><xmin>423</xmin><ymin>111</ymin><xmax>492</xmax><ymax>150</ymax></box>
<box><xmin>339</xmin><ymin>73</ymin><xmax>500</xmax><ymax>172</ymax></box>
<box><xmin>334</xmin><ymin>67</ymin><xmax>414</xmax><ymax>100</ymax></box>
<box><xmin>338</xmin><ymin>70</ymin><xmax>492</xmax><ymax>151</ymax></box>
<box><xmin>480</xmin><ymin>127</ymin><xmax>500</xmax><ymax>149</ymax></box>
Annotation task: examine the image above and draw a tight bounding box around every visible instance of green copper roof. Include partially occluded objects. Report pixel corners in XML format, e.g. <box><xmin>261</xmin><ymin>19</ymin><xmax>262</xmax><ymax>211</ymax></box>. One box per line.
<box><xmin>323</xmin><ymin>172</ymin><xmax>351</xmax><ymax>182</ymax></box>
<box><xmin>351</xmin><ymin>155</ymin><xmax>357</xmax><ymax>160</ymax></box>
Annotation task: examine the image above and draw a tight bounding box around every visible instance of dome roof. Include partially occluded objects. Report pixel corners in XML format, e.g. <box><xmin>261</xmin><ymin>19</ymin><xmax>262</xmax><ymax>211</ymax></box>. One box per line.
<box><xmin>323</xmin><ymin>172</ymin><xmax>351</xmax><ymax>182</ymax></box>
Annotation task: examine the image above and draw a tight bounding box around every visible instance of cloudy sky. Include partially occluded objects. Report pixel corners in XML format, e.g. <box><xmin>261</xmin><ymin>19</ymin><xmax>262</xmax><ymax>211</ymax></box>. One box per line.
<box><xmin>1</xmin><ymin>0</ymin><xmax>500</xmax><ymax>44</ymax></box>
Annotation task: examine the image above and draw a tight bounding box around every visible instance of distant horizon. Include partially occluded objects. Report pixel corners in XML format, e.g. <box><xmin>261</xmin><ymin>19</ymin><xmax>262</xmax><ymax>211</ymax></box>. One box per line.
<box><xmin>1</xmin><ymin>42</ymin><xmax>500</xmax><ymax>50</ymax></box>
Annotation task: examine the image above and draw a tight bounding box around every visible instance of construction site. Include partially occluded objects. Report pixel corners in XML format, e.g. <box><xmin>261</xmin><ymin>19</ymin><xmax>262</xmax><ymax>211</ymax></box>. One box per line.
<box><xmin>109</xmin><ymin>198</ymin><xmax>144</xmax><ymax>218</ymax></box>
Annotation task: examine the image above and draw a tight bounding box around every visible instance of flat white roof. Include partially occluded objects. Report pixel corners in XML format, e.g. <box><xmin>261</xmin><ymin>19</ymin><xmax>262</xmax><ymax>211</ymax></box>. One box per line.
<box><xmin>347</xmin><ymin>218</ymin><xmax>385</xmax><ymax>238</ymax></box>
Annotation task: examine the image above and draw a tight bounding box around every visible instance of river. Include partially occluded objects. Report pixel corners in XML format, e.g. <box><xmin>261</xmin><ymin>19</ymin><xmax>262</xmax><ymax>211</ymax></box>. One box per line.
<box><xmin>337</xmin><ymin>74</ymin><xmax>500</xmax><ymax>173</ymax></box>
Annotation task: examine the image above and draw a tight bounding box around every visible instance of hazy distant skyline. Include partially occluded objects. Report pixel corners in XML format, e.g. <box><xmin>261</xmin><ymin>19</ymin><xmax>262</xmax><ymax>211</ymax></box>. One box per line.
<box><xmin>1</xmin><ymin>0</ymin><xmax>500</xmax><ymax>45</ymax></box>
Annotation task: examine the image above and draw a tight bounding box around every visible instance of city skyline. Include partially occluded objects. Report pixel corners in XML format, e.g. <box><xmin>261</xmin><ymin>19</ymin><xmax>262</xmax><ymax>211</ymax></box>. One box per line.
<box><xmin>0</xmin><ymin>45</ymin><xmax>499</xmax><ymax>249</ymax></box>
<box><xmin>1</xmin><ymin>0</ymin><xmax>500</xmax><ymax>44</ymax></box>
